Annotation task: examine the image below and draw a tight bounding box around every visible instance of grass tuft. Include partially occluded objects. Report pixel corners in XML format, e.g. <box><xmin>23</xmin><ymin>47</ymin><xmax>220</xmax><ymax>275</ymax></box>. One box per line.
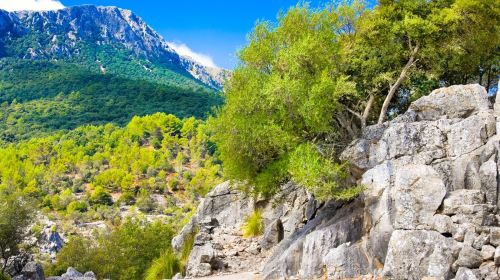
<box><xmin>242</xmin><ymin>210</ymin><xmax>264</xmax><ymax>238</ymax></box>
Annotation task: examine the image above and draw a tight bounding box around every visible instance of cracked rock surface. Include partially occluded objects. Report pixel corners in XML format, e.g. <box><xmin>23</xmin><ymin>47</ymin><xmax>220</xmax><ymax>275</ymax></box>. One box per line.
<box><xmin>174</xmin><ymin>84</ymin><xmax>500</xmax><ymax>279</ymax></box>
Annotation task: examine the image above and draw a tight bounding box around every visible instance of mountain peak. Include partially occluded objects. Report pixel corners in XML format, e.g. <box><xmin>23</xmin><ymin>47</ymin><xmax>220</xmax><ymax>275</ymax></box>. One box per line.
<box><xmin>1</xmin><ymin>5</ymin><xmax>227</xmax><ymax>89</ymax></box>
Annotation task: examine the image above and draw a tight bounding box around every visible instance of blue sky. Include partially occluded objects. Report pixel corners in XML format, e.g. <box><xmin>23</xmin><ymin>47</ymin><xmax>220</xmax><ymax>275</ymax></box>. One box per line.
<box><xmin>0</xmin><ymin>0</ymin><xmax>375</xmax><ymax>69</ymax></box>
<box><xmin>0</xmin><ymin>0</ymin><xmax>374</xmax><ymax>69</ymax></box>
<box><xmin>62</xmin><ymin>0</ymin><xmax>329</xmax><ymax>69</ymax></box>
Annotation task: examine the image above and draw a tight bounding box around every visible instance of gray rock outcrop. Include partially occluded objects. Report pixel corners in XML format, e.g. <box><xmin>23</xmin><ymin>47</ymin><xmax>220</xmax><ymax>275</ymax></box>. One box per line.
<box><xmin>12</xmin><ymin>263</ymin><xmax>96</xmax><ymax>280</ymax></box>
<box><xmin>174</xmin><ymin>84</ymin><xmax>500</xmax><ymax>279</ymax></box>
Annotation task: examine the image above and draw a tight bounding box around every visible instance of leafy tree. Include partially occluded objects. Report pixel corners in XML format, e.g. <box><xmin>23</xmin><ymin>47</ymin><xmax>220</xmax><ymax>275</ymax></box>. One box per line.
<box><xmin>210</xmin><ymin>4</ymin><xmax>359</xmax><ymax>198</ymax></box>
<box><xmin>344</xmin><ymin>0</ymin><xmax>499</xmax><ymax>124</ymax></box>
<box><xmin>0</xmin><ymin>192</ymin><xmax>34</xmax><ymax>275</ymax></box>
<box><xmin>211</xmin><ymin>0</ymin><xmax>499</xmax><ymax>199</ymax></box>
<box><xmin>89</xmin><ymin>186</ymin><xmax>113</xmax><ymax>206</ymax></box>
<box><xmin>48</xmin><ymin>218</ymin><xmax>176</xmax><ymax>280</ymax></box>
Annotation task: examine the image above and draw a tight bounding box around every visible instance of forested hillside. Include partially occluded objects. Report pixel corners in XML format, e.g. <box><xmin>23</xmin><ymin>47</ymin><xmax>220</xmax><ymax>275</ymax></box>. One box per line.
<box><xmin>0</xmin><ymin>6</ymin><xmax>226</xmax><ymax>143</ymax></box>
<box><xmin>0</xmin><ymin>112</ymin><xmax>221</xmax><ymax>218</ymax></box>
<box><xmin>0</xmin><ymin>59</ymin><xmax>221</xmax><ymax>142</ymax></box>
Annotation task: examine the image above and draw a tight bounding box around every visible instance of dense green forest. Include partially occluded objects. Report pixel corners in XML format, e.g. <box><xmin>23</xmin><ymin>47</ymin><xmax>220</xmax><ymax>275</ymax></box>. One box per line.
<box><xmin>1</xmin><ymin>112</ymin><xmax>220</xmax><ymax>278</ymax></box>
<box><xmin>0</xmin><ymin>59</ymin><xmax>222</xmax><ymax>142</ymax></box>
<box><xmin>0</xmin><ymin>112</ymin><xmax>221</xmax><ymax>218</ymax></box>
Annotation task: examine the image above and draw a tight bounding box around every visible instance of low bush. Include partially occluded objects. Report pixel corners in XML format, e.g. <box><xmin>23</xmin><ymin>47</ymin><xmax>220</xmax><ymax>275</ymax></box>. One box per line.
<box><xmin>242</xmin><ymin>210</ymin><xmax>264</xmax><ymax>238</ymax></box>
<box><xmin>144</xmin><ymin>250</ymin><xmax>181</xmax><ymax>280</ymax></box>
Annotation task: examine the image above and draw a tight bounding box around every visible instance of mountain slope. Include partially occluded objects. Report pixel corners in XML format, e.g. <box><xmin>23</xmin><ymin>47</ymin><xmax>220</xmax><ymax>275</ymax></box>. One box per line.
<box><xmin>0</xmin><ymin>6</ymin><xmax>227</xmax><ymax>142</ymax></box>
<box><xmin>1</xmin><ymin>5</ymin><xmax>227</xmax><ymax>89</ymax></box>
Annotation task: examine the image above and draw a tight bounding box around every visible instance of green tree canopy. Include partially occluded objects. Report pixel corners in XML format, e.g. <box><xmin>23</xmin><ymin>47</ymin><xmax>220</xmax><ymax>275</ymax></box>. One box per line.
<box><xmin>211</xmin><ymin>4</ymin><xmax>358</xmax><ymax>199</ymax></box>
<box><xmin>0</xmin><ymin>191</ymin><xmax>34</xmax><ymax>275</ymax></box>
<box><xmin>211</xmin><ymin>0</ymin><xmax>499</xmax><ymax>199</ymax></box>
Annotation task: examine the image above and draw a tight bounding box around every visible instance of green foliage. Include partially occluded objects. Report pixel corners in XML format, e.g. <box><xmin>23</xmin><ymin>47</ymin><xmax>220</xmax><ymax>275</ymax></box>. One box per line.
<box><xmin>66</xmin><ymin>201</ymin><xmax>88</xmax><ymax>214</ymax></box>
<box><xmin>0</xmin><ymin>191</ymin><xmax>35</xmax><ymax>274</ymax></box>
<box><xmin>241</xmin><ymin>210</ymin><xmax>264</xmax><ymax>238</ymax></box>
<box><xmin>211</xmin><ymin>0</ymin><xmax>499</xmax><ymax>198</ymax></box>
<box><xmin>210</xmin><ymin>4</ymin><xmax>358</xmax><ymax>198</ymax></box>
<box><xmin>144</xmin><ymin>250</ymin><xmax>181</xmax><ymax>280</ymax></box>
<box><xmin>48</xmin><ymin>218</ymin><xmax>176</xmax><ymax>280</ymax></box>
<box><xmin>179</xmin><ymin>231</ymin><xmax>196</xmax><ymax>272</ymax></box>
<box><xmin>89</xmin><ymin>187</ymin><xmax>113</xmax><ymax>206</ymax></box>
<box><xmin>0</xmin><ymin>113</ymin><xmax>222</xmax><ymax>223</ymax></box>
<box><xmin>344</xmin><ymin>0</ymin><xmax>499</xmax><ymax>118</ymax></box>
<box><xmin>136</xmin><ymin>189</ymin><xmax>155</xmax><ymax>213</ymax></box>
<box><xmin>288</xmin><ymin>144</ymin><xmax>358</xmax><ymax>201</ymax></box>
<box><xmin>0</xmin><ymin>59</ymin><xmax>222</xmax><ymax>143</ymax></box>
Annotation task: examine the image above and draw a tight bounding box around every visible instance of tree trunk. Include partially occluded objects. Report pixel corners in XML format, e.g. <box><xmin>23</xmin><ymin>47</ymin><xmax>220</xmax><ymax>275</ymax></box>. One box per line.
<box><xmin>377</xmin><ymin>45</ymin><xmax>419</xmax><ymax>124</ymax></box>
<box><xmin>486</xmin><ymin>66</ymin><xmax>492</xmax><ymax>92</ymax></box>
<box><xmin>336</xmin><ymin>113</ymin><xmax>357</xmax><ymax>140</ymax></box>
<box><xmin>361</xmin><ymin>93</ymin><xmax>375</xmax><ymax>130</ymax></box>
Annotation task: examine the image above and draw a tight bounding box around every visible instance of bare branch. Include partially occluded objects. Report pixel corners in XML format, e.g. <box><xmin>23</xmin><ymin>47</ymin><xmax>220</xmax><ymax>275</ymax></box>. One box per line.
<box><xmin>361</xmin><ymin>93</ymin><xmax>375</xmax><ymax>130</ymax></box>
<box><xmin>345</xmin><ymin>106</ymin><xmax>362</xmax><ymax>120</ymax></box>
<box><xmin>377</xmin><ymin>44</ymin><xmax>419</xmax><ymax>124</ymax></box>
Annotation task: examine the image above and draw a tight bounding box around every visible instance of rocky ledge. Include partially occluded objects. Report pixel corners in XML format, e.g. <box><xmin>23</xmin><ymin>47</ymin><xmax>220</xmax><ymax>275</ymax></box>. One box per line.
<box><xmin>12</xmin><ymin>264</ymin><xmax>95</xmax><ymax>280</ymax></box>
<box><xmin>173</xmin><ymin>84</ymin><xmax>500</xmax><ymax>280</ymax></box>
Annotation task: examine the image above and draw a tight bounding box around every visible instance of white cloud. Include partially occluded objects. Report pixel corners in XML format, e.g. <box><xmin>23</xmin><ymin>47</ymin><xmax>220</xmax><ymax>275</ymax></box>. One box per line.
<box><xmin>167</xmin><ymin>42</ymin><xmax>217</xmax><ymax>68</ymax></box>
<box><xmin>0</xmin><ymin>0</ymin><xmax>65</xmax><ymax>12</ymax></box>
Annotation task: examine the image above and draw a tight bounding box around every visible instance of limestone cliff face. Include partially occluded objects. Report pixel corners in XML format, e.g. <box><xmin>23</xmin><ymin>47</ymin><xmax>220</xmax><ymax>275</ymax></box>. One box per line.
<box><xmin>173</xmin><ymin>84</ymin><xmax>500</xmax><ymax>279</ymax></box>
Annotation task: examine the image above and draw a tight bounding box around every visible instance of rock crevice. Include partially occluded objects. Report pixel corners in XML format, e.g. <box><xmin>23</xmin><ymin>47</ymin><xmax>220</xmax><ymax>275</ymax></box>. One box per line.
<box><xmin>174</xmin><ymin>84</ymin><xmax>500</xmax><ymax>279</ymax></box>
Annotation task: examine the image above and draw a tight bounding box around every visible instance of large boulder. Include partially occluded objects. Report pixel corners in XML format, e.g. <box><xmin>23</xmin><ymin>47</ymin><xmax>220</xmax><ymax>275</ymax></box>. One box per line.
<box><xmin>323</xmin><ymin>243</ymin><xmax>371</xmax><ymax>279</ymax></box>
<box><xmin>383</xmin><ymin>230</ymin><xmax>460</xmax><ymax>279</ymax></box>
<box><xmin>409</xmin><ymin>84</ymin><xmax>490</xmax><ymax>121</ymax></box>
<box><xmin>392</xmin><ymin>164</ymin><xmax>446</xmax><ymax>230</ymax></box>
<box><xmin>18</xmin><ymin>262</ymin><xmax>44</xmax><ymax>280</ymax></box>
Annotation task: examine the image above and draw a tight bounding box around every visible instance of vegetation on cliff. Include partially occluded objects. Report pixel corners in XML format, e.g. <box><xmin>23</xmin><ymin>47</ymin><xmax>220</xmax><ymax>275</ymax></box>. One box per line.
<box><xmin>211</xmin><ymin>0</ymin><xmax>499</xmax><ymax>200</ymax></box>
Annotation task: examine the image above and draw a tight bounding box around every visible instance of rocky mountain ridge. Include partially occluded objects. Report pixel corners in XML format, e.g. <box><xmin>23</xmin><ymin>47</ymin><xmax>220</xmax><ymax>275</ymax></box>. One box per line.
<box><xmin>0</xmin><ymin>5</ymin><xmax>227</xmax><ymax>89</ymax></box>
<box><xmin>173</xmin><ymin>84</ymin><xmax>500</xmax><ymax>279</ymax></box>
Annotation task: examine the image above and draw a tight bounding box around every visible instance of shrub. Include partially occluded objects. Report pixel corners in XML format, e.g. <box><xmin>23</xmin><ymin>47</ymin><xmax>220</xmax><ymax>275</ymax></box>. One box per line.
<box><xmin>67</xmin><ymin>201</ymin><xmax>88</xmax><ymax>214</ymax></box>
<box><xmin>288</xmin><ymin>143</ymin><xmax>361</xmax><ymax>201</ymax></box>
<box><xmin>89</xmin><ymin>186</ymin><xmax>113</xmax><ymax>206</ymax></box>
<box><xmin>179</xmin><ymin>231</ymin><xmax>196</xmax><ymax>272</ymax></box>
<box><xmin>241</xmin><ymin>210</ymin><xmax>264</xmax><ymax>238</ymax></box>
<box><xmin>49</xmin><ymin>219</ymin><xmax>176</xmax><ymax>280</ymax></box>
<box><xmin>144</xmin><ymin>250</ymin><xmax>180</xmax><ymax>280</ymax></box>
<box><xmin>136</xmin><ymin>189</ymin><xmax>155</xmax><ymax>213</ymax></box>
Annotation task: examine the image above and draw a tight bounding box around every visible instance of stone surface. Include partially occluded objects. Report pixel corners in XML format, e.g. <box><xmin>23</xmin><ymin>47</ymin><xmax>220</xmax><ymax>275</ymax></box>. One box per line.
<box><xmin>454</xmin><ymin>245</ymin><xmax>483</xmax><ymax>268</ymax></box>
<box><xmin>20</xmin><ymin>262</ymin><xmax>45</xmax><ymax>280</ymax></box>
<box><xmin>495</xmin><ymin>247</ymin><xmax>500</xmax><ymax>265</ymax></box>
<box><xmin>383</xmin><ymin>230</ymin><xmax>459</xmax><ymax>280</ymax></box>
<box><xmin>177</xmin><ymin>84</ymin><xmax>500</xmax><ymax>280</ymax></box>
<box><xmin>455</xmin><ymin>267</ymin><xmax>480</xmax><ymax>280</ymax></box>
<box><xmin>442</xmin><ymin>190</ymin><xmax>485</xmax><ymax>215</ymax></box>
<box><xmin>489</xmin><ymin>228</ymin><xmax>500</xmax><ymax>246</ymax></box>
<box><xmin>61</xmin><ymin>267</ymin><xmax>83</xmax><ymax>278</ymax></box>
<box><xmin>259</xmin><ymin>219</ymin><xmax>284</xmax><ymax>251</ymax></box>
<box><xmin>323</xmin><ymin>243</ymin><xmax>370</xmax><ymax>280</ymax></box>
<box><xmin>481</xmin><ymin>245</ymin><xmax>495</xmax><ymax>260</ymax></box>
<box><xmin>432</xmin><ymin>214</ymin><xmax>454</xmax><ymax>234</ymax></box>
<box><xmin>409</xmin><ymin>84</ymin><xmax>489</xmax><ymax>121</ymax></box>
<box><xmin>392</xmin><ymin>164</ymin><xmax>446</xmax><ymax>230</ymax></box>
